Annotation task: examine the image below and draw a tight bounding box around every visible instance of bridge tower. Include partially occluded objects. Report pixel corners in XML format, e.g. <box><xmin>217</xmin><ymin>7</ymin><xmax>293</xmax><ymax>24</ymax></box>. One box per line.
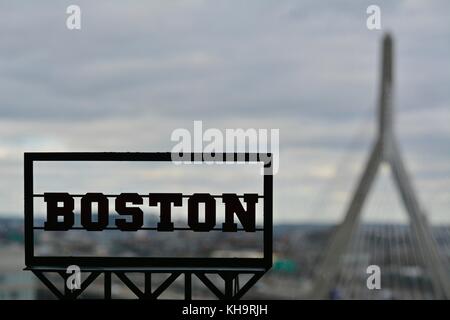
<box><xmin>311</xmin><ymin>34</ymin><xmax>450</xmax><ymax>299</ymax></box>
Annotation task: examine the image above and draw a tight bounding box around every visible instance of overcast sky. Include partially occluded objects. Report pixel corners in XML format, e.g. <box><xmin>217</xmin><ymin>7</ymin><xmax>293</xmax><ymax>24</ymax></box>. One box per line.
<box><xmin>0</xmin><ymin>1</ymin><xmax>449</xmax><ymax>224</ymax></box>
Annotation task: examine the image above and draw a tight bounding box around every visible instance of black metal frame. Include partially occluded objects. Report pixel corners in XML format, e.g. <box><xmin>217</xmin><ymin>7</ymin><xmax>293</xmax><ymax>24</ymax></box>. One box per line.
<box><xmin>30</xmin><ymin>267</ymin><xmax>266</xmax><ymax>300</ymax></box>
<box><xmin>24</xmin><ymin>152</ymin><xmax>273</xmax><ymax>300</ymax></box>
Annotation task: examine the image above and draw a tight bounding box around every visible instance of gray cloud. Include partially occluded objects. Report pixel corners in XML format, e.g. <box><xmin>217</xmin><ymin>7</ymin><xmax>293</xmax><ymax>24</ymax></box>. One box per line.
<box><xmin>0</xmin><ymin>1</ymin><xmax>449</xmax><ymax>223</ymax></box>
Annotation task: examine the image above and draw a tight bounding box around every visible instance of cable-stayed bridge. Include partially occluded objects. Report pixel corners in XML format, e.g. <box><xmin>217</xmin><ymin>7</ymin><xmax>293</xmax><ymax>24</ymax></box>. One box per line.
<box><xmin>308</xmin><ymin>34</ymin><xmax>450</xmax><ymax>299</ymax></box>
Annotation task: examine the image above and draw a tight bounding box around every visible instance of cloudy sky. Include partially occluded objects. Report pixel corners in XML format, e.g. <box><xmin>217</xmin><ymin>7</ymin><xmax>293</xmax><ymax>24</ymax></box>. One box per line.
<box><xmin>0</xmin><ymin>1</ymin><xmax>449</xmax><ymax>224</ymax></box>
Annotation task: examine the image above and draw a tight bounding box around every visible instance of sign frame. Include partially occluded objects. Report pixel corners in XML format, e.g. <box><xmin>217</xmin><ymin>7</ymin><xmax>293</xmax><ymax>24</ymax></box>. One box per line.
<box><xmin>24</xmin><ymin>152</ymin><xmax>273</xmax><ymax>271</ymax></box>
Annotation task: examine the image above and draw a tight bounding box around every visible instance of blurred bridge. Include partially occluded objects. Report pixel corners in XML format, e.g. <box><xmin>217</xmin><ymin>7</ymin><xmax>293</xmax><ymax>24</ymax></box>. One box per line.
<box><xmin>309</xmin><ymin>34</ymin><xmax>450</xmax><ymax>299</ymax></box>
